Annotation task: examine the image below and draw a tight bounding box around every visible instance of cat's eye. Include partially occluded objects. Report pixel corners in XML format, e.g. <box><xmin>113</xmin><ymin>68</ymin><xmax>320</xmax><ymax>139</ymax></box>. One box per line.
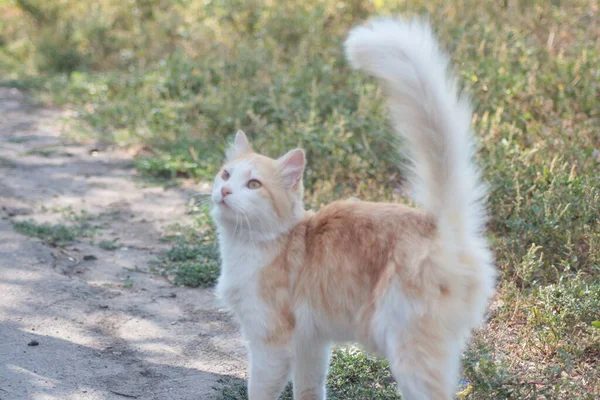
<box><xmin>221</xmin><ymin>170</ymin><xmax>230</xmax><ymax>180</ymax></box>
<box><xmin>247</xmin><ymin>179</ymin><xmax>262</xmax><ymax>189</ymax></box>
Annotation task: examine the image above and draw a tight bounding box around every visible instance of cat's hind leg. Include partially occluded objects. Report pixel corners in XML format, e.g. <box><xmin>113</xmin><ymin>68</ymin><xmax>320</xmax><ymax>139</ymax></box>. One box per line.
<box><xmin>385</xmin><ymin>326</ymin><xmax>463</xmax><ymax>400</ymax></box>
<box><xmin>369</xmin><ymin>283</ymin><xmax>463</xmax><ymax>400</ymax></box>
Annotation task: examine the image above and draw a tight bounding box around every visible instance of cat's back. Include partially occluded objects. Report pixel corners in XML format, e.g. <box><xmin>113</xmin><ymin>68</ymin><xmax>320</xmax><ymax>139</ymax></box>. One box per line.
<box><xmin>298</xmin><ymin>199</ymin><xmax>437</xmax><ymax>285</ymax></box>
<box><xmin>305</xmin><ymin>199</ymin><xmax>436</xmax><ymax>244</ymax></box>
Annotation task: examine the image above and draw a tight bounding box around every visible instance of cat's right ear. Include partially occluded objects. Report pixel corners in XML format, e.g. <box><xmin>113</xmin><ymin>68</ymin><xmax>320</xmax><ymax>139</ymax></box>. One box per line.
<box><xmin>226</xmin><ymin>130</ymin><xmax>252</xmax><ymax>160</ymax></box>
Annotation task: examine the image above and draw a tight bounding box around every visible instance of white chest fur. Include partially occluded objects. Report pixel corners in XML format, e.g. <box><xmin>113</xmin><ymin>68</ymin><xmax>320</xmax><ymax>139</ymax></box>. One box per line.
<box><xmin>215</xmin><ymin>235</ymin><xmax>277</xmax><ymax>341</ymax></box>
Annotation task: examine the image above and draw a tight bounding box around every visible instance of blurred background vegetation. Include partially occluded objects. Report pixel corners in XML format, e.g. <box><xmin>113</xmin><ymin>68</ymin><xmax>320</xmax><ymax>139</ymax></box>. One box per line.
<box><xmin>1</xmin><ymin>0</ymin><xmax>599</xmax><ymax>398</ymax></box>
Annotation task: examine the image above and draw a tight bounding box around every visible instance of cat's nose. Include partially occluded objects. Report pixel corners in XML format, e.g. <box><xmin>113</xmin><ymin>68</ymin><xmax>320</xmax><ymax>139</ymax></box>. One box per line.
<box><xmin>221</xmin><ymin>187</ymin><xmax>232</xmax><ymax>198</ymax></box>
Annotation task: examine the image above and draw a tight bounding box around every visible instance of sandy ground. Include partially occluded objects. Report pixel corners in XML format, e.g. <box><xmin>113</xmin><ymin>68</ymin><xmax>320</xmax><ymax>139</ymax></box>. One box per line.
<box><xmin>0</xmin><ymin>87</ymin><xmax>246</xmax><ymax>400</ymax></box>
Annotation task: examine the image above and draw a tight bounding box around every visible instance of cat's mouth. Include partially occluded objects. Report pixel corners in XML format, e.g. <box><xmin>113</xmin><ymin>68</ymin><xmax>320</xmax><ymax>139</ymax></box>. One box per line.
<box><xmin>218</xmin><ymin>199</ymin><xmax>231</xmax><ymax>209</ymax></box>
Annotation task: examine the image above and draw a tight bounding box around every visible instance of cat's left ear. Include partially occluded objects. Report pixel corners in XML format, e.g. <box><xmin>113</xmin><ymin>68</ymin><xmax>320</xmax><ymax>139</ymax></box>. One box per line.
<box><xmin>226</xmin><ymin>130</ymin><xmax>252</xmax><ymax>160</ymax></box>
<box><xmin>277</xmin><ymin>148</ymin><xmax>305</xmax><ymax>189</ymax></box>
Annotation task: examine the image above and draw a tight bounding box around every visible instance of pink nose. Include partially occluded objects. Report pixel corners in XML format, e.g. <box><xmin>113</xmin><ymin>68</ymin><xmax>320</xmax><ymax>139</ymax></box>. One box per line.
<box><xmin>221</xmin><ymin>187</ymin><xmax>232</xmax><ymax>198</ymax></box>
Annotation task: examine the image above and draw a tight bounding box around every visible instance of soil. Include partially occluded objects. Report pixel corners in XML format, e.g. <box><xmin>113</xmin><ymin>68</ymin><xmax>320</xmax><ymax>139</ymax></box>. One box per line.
<box><xmin>0</xmin><ymin>87</ymin><xmax>246</xmax><ymax>400</ymax></box>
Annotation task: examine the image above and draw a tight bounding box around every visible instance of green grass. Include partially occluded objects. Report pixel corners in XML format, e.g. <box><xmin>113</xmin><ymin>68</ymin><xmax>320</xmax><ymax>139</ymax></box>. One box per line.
<box><xmin>2</xmin><ymin>0</ymin><xmax>599</xmax><ymax>398</ymax></box>
<box><xmin>327</xmin><ymin>347</ymin><xmax>401</xmax><ymax>399</ymax></box>
<box><xmin>152</xmin><ymin>210</ymin><xmax>221</xmax><ymax>288</ymax></box>
<box><xmin>13</xmin><ymin>220</ymin><xmax>89</xmax><ymax>246</ymax></box>
<box><xmin>163</xmin><ymin>242</ymin><xmax>221</xmax><ymax>287</ymax></box>
<box><xmin>12</xmin><ymin>207</ymin><xmax>96</xmax><ymax>246</ymax></box>
<box><xmin>98</xmin><ymin>239</ymin><xmax>120</xmax><ymax>251</ymax></box>
<box><xmin>6</xmin><ymin>135</ymin><xmax>38</xmax><ymax>143</ymax></box>
<box><xmin>23</xmin><ymin>147</ymin><xmax>72</xmax><ymax>157</ymax></box>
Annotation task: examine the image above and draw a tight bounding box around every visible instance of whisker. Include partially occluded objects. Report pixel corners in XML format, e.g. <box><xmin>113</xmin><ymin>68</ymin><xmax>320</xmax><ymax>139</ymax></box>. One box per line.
<box><xmin>240</xmin><ymin>210</ymin><xmax>254</xmax><ymax>240</ymax></box>
<box><xmin>192</xmin><ymin>198</ymin><xmax>213</xmax><ymax>207</ymax></box>
<box><xmin>188</xmin><ymin>192</ymin><xmax>211</xmax><ymax>199</ymax></box>
<box><xmin>232</xmin><ymin>212</ymin><xmax>240</xmax><ymax>239</ymax></box>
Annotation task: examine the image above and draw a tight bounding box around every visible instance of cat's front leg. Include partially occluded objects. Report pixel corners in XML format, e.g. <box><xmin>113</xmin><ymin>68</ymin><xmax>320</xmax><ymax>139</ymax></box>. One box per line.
<box><xmin>247</xmin><ymin>340</ymin><xmax>291</xmax><ymax>400</ymax></box>
<box><xmin>292</xmin><ymin>337</ymin><xmax>331</xmax><ymax>400</ymax></box>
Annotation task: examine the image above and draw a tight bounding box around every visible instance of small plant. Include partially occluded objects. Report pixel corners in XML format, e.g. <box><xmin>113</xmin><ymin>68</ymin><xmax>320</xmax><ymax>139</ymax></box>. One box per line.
<box><xmin>172</xmin><ymin>259</ymin><xmax>220</xmax><ymax>287</ymax></box>
<box><xmin>327</xmin><ymin>347</ymin><xmax>400</xmax><ymax>400</ymax></box>
<box><xmin>12</xmin><ymin>206</ymin><xmax>96</xmax><ymax>247</ymax></box>
<box><xmin>57</xmin><ymin>206</ymin><xmax>94</xmax><ymax>223</ymax></box>
<box><xmin>157</xmin><ymin>241</ymin><xmax>220</xmax><ymax>288</ymax></box>
<box><xmin>24</xmin><ymin>147</ymin><xmax>71</xmax><ymax>157</ymax></box>
<box><xmin>152</xmin><ymin>209</ymin><xmax>221</xmax><ymax>287</ymax></box>
<box><xmin>214</xmin><ymin>379</ymin><xmax>250</xmax><ymax>400</ymax></box>
<box><xmin>13</xmin><ymin>220</ymin><xmax>84</xmax><ymax>246</ymax></box>
<box><xmin>99</xmin><ymin>239</ymin><xmax>120</xmax><ymax>251</ymax></box>
<box><xmin>215</xmin><ymin>380</ymin><xmax>293</xmax><ymax>400</ymax></box>
<box><xmin>462</xmin><ymin>340</ymin><xmax>528</xmax><ymax>399</ymax></box>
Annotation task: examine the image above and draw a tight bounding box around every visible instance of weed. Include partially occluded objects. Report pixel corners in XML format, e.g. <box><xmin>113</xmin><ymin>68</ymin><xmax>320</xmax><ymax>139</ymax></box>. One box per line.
<box><xmin>215</xmin><ymin>381</ymin><xmax>293</xmax><ymax>400</ymax></box>
<box><xmin>13</xmin><ymin>220</ymin><xmax>85</xmax><ymax>246</ymax></box>
<box><xmin>23</xmin><ymin>147</ymin><xmax>72</xmax><ymax>157</ymax></box>
<box><xmin>153</xmin><ymin>210</ymin><xmax>221</xmax><ymax>288</ymax></box>
<box><xmin>6</xmin><ymin>136</ymin><xmax>37</xmax><ymax>143</ymax></box>
<box><xmin>99</xmin><ymin>239</ymin><xmax>120</xmax><ymax>251</ymax></box>
<box><xmin>12</xmin><ymin>206</ymin><xmax>96</xmax><ymax>246</ymax></box>
<box><xmin>55</xmin><ymin>206</ymin><xmax>95</xmax><ymax>223</ymax></box>
<box><xmin>214</xmin><ymin>379</ymin><xmax>251</xmax><ymax>400</ymax></box>
<box><xmin>167</xmin><ymin>242</ymin><xmax>220</xmax><ymax>287</ymax></box>
<box><xmin>327</xmin><ymin>347</ymin><xmax>400</xmax><ymax>400</ymax></box>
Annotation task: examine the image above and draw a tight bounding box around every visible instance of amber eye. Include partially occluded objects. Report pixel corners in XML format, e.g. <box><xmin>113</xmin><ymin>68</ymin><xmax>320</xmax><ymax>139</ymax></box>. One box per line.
<box><xmin>247</xmin><ymin>179</ymin><xmax>262</xmax><ymax>189</ymax></box>
<box><xmin>221</xmin><ymin>170</ymin><xmax>230</xmax><ymax>180</ymax></box>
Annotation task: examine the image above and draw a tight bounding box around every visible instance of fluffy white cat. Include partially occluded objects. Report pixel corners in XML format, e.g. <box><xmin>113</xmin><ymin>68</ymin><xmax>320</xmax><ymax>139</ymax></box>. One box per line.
<box><xmin>210</xmin><ymin>17</ymin><xmax>496</xmax><ymax>400</ymax></box>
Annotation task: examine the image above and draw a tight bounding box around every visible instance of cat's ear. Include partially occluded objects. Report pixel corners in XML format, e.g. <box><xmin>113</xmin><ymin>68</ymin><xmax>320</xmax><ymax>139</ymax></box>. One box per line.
<box><xmin>277</xmin><ymin>148</ymin><xmax>305</xmax><ymax>189</ymax></box>
<box><xmin>226</xmin><ymin>130</ymin><xmax>252</xmax><ymax>160</ymax></box>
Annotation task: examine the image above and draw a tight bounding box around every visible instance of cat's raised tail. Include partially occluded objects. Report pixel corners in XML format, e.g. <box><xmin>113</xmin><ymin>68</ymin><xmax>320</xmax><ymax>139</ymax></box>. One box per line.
<box><xmin>345</xmin><ymin>18</ymin><xmax>487</xmax><ymax>247</ymax></box>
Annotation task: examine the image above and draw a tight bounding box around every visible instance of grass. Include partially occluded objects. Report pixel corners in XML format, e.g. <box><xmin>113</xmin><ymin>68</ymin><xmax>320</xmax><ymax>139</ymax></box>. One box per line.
<box><xmin>2</xmin><ymin>0</ymin><xmax>599</xmax><ymax>398</ymax></box>
<box><xmin>162</xmin><ymin>241</ymin><xmax>220</xmax><ymax>287</ymax></box>
<box><xmin>152</xmin><ymin>210</ymin><xmax>221</xmax><ymax>288</ymax></box>
<box><xmin>23</xmin><ymin>147</ymin><xmax>72</xmax><ymax>157</ymax></box>
<box><xmin>12</xmin><ymin>207</ymin><xmax>97</xmax><ymax>246</ymax></box>
<box><xmin>98</xmin><ymin>239</ymin><xmax>120</xmax><ymax>251</ymax></box>
<box><xmin>326</xmin><ymin>347</ymin><xmax>401</xmax><ymax>399</ymax></box>
<box><xmin>13</xmin><ymin>220</ymin><xmax>89</xmax><ymax>246</ymax></box>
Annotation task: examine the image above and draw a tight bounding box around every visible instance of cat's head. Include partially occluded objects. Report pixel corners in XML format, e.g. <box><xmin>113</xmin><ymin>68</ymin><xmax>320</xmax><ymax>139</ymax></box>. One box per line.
<box><xmin>210</xmin><ymin>131</ymin><xmax>306</xmax><ymax>239</ymax></box>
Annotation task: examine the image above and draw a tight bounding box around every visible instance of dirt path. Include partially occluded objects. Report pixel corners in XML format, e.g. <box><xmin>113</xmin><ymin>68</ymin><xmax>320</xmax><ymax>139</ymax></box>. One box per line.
<box><xmin>0</xmin><ymin>87</ymin><xmax>245</xmax><ymax>400</ymax></box>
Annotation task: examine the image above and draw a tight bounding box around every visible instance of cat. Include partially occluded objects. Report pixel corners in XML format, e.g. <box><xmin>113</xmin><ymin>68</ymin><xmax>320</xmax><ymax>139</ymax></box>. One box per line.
<box><xmin>210</xmin><ymin>17</ymin><xmax>497</xmax><ymax>400</ymax></box>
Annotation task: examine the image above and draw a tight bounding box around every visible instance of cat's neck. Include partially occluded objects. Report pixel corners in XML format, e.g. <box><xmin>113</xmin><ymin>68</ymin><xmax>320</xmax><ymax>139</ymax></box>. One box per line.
<box><xmin>216</xmin><ymin>226</ymin><xmax>286</xmax><ymax>278</ymax></box>
<box><xmin>215</xmin><ymin>201</ymin><xmax>306</xmax><ymax>245</ymax></box>
<box><xmin>216</xmin><ymin>210</ymin><xmax>307</xmax><ymax>274</ymax></box>
<box><xmin>217</xmin><ymin>219</ymin><xmax>294</xmax><ymax>248</ymax></box>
